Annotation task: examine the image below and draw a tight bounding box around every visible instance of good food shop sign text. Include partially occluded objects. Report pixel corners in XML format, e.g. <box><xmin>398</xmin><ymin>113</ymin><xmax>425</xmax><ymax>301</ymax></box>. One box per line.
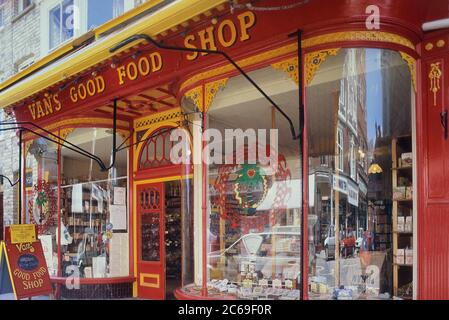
<box><xmin>24</xmin><ymin>11</ymin><xmax>256</xmax><ymax>122</ymax></box>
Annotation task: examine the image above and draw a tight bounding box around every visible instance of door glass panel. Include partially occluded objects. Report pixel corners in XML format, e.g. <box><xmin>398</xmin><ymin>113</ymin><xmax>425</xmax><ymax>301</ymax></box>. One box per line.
<box><xmin>141</xmin><ymin>212</ymin><xmax>160</xmax><ymax>262</ymax></box>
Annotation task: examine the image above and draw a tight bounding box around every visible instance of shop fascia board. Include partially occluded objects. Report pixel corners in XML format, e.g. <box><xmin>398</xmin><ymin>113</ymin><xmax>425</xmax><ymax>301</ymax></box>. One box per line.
<box><xmin>0</xmin><ymin>0</ymin><xmax>227</xmax><ymax>109</ymax></box>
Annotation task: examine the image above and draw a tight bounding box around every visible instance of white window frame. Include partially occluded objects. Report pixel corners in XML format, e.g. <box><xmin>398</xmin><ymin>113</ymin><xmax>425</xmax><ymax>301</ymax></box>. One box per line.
<box><xmin>350</xmin><ymin>137</ymin><xmax>356</xmax><ymax>181</ymax></box>
<box><xmin>40</xmin><ymin>0</ymin><xmax>79</xmax><ymax>55</ymax></box>
<box><xmin>17</xmin><ymin>56</ymin><xmax>35</xmax><ymax>72</ymax></box>
<box><xmin>336</xmin><ymin>126</ymin><xmax>344</xmax><ymax>172</ymax></box>
<box><xmin>17</xmin><ymin>0</ymin><xmax>33</xmax><ymax>14</ymax></box>
<box><xmin>338</xmin><ymin>79</ymin><xmax>346</xmax><ymax>120</ymax></box>
<box><xmin>41</xmin><ymin>0</ymin><xmax>135</xmax><ymax>55</ymax></box>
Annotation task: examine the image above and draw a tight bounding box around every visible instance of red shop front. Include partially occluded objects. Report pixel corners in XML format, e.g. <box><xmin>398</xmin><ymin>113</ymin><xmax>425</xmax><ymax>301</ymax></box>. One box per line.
<box><xmin>0</xmin><ymin>0</ymin><xmax>449</xmax><ymax>300</ymax></box>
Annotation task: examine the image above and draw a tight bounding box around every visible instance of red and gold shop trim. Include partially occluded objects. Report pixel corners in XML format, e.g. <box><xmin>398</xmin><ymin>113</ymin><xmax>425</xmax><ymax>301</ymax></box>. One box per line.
<box><xmin>178</xmin><ymin>30</ymin><xmax>417</xmax><ymax>97</ymax></box>
<box><xmin>133</xmin><ymin>108</ymin><xmax>184</xmax><ymax>173</ymax></box>
<box><xmin>0</xmin><ymin>0</ymin><xmax>430</xmax><ymax>299</ymax></box>
<box><xmin>171</xmin><ymin>27</ymin><xmax>419</xmax><ymax>300</ymax></box>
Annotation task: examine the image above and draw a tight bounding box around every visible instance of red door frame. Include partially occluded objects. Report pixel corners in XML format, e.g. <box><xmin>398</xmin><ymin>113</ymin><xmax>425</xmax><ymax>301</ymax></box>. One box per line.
<box><xmin>418</xmin><ymin>31</ymin><xmax>449</xmax><ymax>299</ymax></box>
<box><xmin>136</xmin><ymin>183</ymin><xmax>166</xmax><ymax>300</ymax></box>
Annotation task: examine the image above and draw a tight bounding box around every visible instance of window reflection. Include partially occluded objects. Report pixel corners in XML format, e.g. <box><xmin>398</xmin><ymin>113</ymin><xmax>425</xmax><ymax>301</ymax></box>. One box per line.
<box><xmin>307</xmin><ymin>48</ymin><xmax>413</xmax><ymax>300</ymax></box>
<box><xmin>205</xmin><ymin>67</ymin><xmax>302</xmax><ymax>300</ymax></box>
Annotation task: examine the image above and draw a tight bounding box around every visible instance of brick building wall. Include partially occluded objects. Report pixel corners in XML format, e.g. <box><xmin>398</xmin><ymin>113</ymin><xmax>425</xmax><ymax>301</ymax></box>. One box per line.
<box><xmin>0</xmin><ymin>0</ymin><xmax>41</xmax><ymax>227</ymax></box>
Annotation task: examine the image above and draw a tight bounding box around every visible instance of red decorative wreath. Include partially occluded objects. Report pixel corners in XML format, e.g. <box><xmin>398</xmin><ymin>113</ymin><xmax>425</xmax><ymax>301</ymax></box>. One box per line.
<box><xmin>212</xmin><ymin>142</ymin><xmax>292</xmax><ymax>230</ymax></box>
<box><xmin>29</xmin><ymin>181</ymin><xmax>57</xmax><ymax>234</ymax></box>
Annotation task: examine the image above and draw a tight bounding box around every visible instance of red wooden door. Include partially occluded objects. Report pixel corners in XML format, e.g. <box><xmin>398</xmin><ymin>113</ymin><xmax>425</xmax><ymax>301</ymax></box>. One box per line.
<box><xmin>419</xmin><ymin>34</ymin><xmax>449</xmax><ymax>299</ymax></box>
<box><xmin>136</xmin><ymin>183</ymin><xmax>165</xmax><ymax>300</ymax></box>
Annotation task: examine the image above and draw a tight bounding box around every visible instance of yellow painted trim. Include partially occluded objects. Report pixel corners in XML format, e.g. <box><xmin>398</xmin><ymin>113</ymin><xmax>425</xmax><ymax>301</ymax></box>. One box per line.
<box><xmin>2</xmin><ymin>242</ymin><xmax>18</xmax><ymax>300</ymax></box>
<box><xmin>139</xmin><ymin>273</ymin><xmax>160</xmax><ymax>288</ymax></box>
<box><xmin>133</xmin><ymin>108</ymin><xmax>182</xmax><ymax>131</ymax></box>
<box><xmin>0</xmin><ymin>0</ymin><xmax>228</xmax><ymax>107</ymax></box>
<box><xmin>399</xmin><ymin>51</ymin><xmax>417</xmax><ymax>93</ymax></box>
<box><xmin>134</xmin><ymin>175</ymin><xmax>193</xmax><ymax>186</ymax></box>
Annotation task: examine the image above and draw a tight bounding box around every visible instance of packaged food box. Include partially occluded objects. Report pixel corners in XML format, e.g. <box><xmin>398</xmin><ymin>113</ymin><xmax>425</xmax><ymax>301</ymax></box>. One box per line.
<box><xmin>396</xmin><ymin>249</ymin><xmax>405</xmax><ymax>264</ymax></box>
<box><xmin>406</xmin><ymin>187</ymin><xmax>413</xmax><ymax>200</ymax></box>
<box><xmin>397</xmin><ymin>216</ymin><xmax>405</xmax><ymax>232</ymax></box>
<box><xmin>405</xmin><ymin>249</ymin><xmax>413</xmax><ymax>265</ymax></box>
<box><xmin>405</xmin><ymin>216</ymin><xmax>413</xmax><ymax>232</ymax></box>
<box><xmin>401</xmin><ymin>153</ymin><xmax>413</xmax><ymax>166</ymax></box>
<box><xmin>393</xmin><ymin>187</ymin><xmax>406</xmax><ymax>200</ymax></box>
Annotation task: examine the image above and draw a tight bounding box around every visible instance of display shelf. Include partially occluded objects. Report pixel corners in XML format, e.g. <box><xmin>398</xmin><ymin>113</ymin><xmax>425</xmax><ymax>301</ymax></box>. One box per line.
<box><xmin>394</xmin><ymin>263</ymin><xmax>413</xmax><ymax>267</ymax></box>
<box><xmin>391</xmin><ymin>136</ymin><xmax>414</xmax><ymax>298</ymax></box>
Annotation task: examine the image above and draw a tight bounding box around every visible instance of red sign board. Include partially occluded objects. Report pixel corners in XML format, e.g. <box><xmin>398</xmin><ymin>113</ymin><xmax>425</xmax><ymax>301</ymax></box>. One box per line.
<box><xmin>0</xmin><ymin>226</ymin><xmax>52</xmax><ymax>300</ymax></box>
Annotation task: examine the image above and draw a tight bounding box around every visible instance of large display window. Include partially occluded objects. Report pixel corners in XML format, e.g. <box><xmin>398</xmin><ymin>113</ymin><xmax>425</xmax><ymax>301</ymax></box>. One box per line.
<box><xmin>204</xmin><ymin>67</ymin><xmax>302</xmax><ymax>300</ymax></box>
<box><xmin>306</xmin><ymin>48</ymin><xmax>415</xmax><ymax>300</ymax></box>
<box><xmin>25</xmin><ymin>127</ymin><xmax>130</xmax><ymax>280</ymax></box>
<box><xmin>60</xmin><ymin>128</ymin><xmax>129</xmax><ymax>279</ymax></box>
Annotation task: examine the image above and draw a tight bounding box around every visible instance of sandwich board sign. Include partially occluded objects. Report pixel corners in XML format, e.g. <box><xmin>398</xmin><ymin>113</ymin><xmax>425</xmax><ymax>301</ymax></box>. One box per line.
<box><xmin>0</xmin><ymin>225</ymin><xmax>52</xmax><ymax>300</ymax></box>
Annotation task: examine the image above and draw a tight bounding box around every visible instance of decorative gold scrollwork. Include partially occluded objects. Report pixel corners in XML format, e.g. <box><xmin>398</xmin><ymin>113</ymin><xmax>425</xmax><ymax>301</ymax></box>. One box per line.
<box><xmin>185</xmin><ymin>86</ymin><xmax>203</xmax><ymax>112</ymax></box>
<box><xmin>305</xmin><ymin>49</ymin><xmax>340</xmax><ymax>86</ymax></box>
<box><xmin>399</xmin><ymin>52</ymin><xmax>417</xmax><ymax>93</ymax></box>
<box><xmin>429</xmin><ymin>62</ymin><xmax>442</xmax><ymax>107</ymax></box>
<box><xmin>205</xmin><ymin>78</ymin><xmax>229</xmax><ymax>112</ymax></box>
<box><xmin>271</xmin><ymin>57</ymin><xmax>299</xmax><ymax>85</ymax></box>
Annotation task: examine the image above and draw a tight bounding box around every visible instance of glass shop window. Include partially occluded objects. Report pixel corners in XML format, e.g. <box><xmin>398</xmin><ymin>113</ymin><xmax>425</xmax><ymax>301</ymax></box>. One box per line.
<box><xmin>87</xmin><ymin>0</ymin><xmax>125</xmax><ymax>30</ymax></box>
<box><xmin>60</xmin><ymin>128</ymin><xmax>129</xmax><ymax>279</ymax></box>
<box><xmin>307</xmin><ymin>48</ymin><xmax>414</xmax><ymax>300</ymax></box>
<box><xmin>205</xmin><ymin>67</ymin><xmax>302</xmax><ymax>300</ymax></box>
<box><xmin>25</xmin><ymin>138</ymin><xmax>59</xmax><ymax>276</ymax></box>
<box><xmin>49</xmin><ymin>0</ymin><xmax>74</xmax><ymax>50</ymax></box>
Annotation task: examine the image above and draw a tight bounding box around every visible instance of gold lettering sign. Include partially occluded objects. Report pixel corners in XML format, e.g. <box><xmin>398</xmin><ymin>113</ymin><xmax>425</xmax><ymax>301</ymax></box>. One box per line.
<box><xmin>28</xmin><ymin>93</ymin><xmax>61</xmax><ymax>121</ymax></box>
<box><xmin>116</xmin><ymin>52</ymin><xmax>163</xmax><ymax>85</ymax></box>
<box><xmin>184</xmin><ymin>11</ymin><xmax>256</xmax><ymax>61</ymax></box>
<box><xmin>69</xmin><ymin>76</ymin><xmax>106</xmax><ymax>103</ymax></box>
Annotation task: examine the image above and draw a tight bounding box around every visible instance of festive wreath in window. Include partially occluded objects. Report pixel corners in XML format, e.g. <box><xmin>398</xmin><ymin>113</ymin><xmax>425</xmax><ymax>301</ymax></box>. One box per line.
<box><xmin>29</xmin><ymin>181</ymin><xmax>57</xmax><ymax>234</ymax></box>
<box><xmin>212</xmin><ymin>143</ymin><xmax>292</xmax><ymax>229</ymax></box>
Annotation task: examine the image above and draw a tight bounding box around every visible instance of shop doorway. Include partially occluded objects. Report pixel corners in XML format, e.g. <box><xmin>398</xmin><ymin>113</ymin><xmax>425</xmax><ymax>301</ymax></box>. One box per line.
<box><xmin>136</xmin><ymin>180</ymin><xmax>183</xmax><ymax>300</ymax></box>
<box><xmin>164</xmin><ymin>180</ymin><xmax>182</xmax><ymax>300</ymax></box>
